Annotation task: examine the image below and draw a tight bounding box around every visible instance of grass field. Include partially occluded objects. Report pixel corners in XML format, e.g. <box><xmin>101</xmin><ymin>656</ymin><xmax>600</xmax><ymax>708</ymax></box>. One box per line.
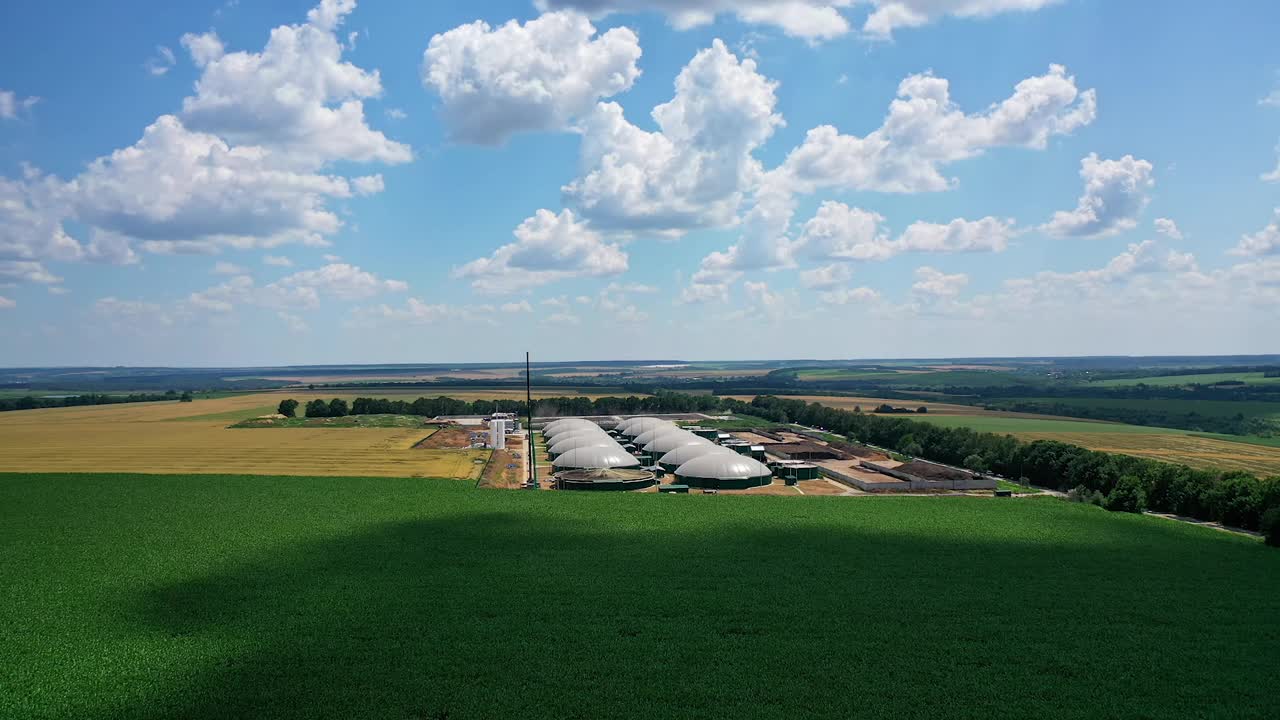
<box><xmin>999</xmin><ymin>396</ymin><xmax>1280</xmax><ymax>421</ymax></box>
<box><xmin>2</xmin><ymin>473</ymin><xmax>1276</xmax><ymax>719</ymax></box>
<box><xmin>1093</xmin><ymin>372</ymin><xmax>1280</xmax><ymax>387</ymax></box>
<box><xmin>0</xmin><ymin>395</ymin><xmax>487</xmax><ymax>479</ymax></box>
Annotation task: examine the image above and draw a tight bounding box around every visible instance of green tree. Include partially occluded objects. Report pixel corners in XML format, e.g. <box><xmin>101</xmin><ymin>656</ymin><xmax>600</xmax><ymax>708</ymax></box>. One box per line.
<box><xmin>179</xmin><ymin>392</ymin><xmax>193</xmax><ymax>402</ymax></box>
<box><xmin>1104</xmin><ymin>475</ymin><xmax>1147</xmax><ymax>513</ymax></box>
<box><xmin>305</xmin><ymin>399</ymin><xmax>329</xmax><ymax>418</ymax></box>
<box><xmin>278</xmin><ymin>399</ymin><xmax>299</xmax><ymax>418</ymax></box>
<box><xmin>328</xmin><ymin>398</ymin><xmax>349</xmax><ymax>417</ymax></box>
<box><xmin>1262</xmin><ymin>508</ymin><xmax>1280</xmax><ymax>547</ymax></box>
<box><xmin>963</xmin><ymin>454</ymin><xmax>988</xmax><ymax>474</ymax></box>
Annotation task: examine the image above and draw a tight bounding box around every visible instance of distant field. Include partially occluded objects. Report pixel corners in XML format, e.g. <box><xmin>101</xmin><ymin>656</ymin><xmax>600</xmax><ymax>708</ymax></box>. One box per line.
<box><xmin>905</xmin><ymin>415</ymin><xmax>1280</xmax><ymax>476</ymax></box>
<box><xmin>907</xmin><ymin>415</ymin><xmax>1184</xmax><ymax>435</ymax></box>
<box><xmin>1004</xmin><ymin>396</ymin><xmax>1280</xmax><ymax>421</ymax></box>
<box><xmin>3</xmin><ymin>473</ymin><xmax>1275</xmax><ymax>719</ymax></box>
<box><xmin>797</xmin><ymin>369</ymin><xmax>1045</xmax><ymax>387</ymax></box>
<box><xmin>0</xmin><ymin>395</ymin><xmax>487</xmax><ymax>479</ymax></box>
<box><xmin>725</xmin><ymin>394</ymin><xmax>982</xmax><ymax>414</ymax></box>
<box><xmin>1093</xmin><ymin>372</ymin><xmax>1280</xmax><ymax>387</ymax></box>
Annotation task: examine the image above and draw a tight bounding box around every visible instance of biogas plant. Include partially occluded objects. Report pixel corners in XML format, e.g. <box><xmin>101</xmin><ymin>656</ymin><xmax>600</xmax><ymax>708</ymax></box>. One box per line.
<box><xmin>542</xmin><ymin>417</ymin><xmax>775</xmax><ymax>492</ymax></box>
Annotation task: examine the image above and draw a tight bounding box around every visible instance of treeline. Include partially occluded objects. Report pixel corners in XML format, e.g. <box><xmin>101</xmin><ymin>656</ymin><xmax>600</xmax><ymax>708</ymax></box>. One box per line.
<box><xmin>731</xmin><ymin>395</ymin><xmax>1280</xmax><ymax>539</ymax></box>
<box><xmin>339</xmin><ymin>391</ymin><xmax>724</xmax><ymax>418</ymax></box>
<box><xmin>0</xmin><ymin>390</ymin><xmax>192</xmax><ymax>412</ymax></box>
<box><xmin>983</xmin><ymin>400</ymin><xmax>1279</xmax><ymax>437</ymax></box>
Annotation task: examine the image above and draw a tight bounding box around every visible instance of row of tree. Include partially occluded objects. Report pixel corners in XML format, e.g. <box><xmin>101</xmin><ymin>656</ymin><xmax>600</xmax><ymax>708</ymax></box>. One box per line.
<box><xmin>0</xmin><ymin>390</ymin><xmax>192</xmax><ymax>412</ymax></box>
<box><xmin>731</xmin><ymin>395</ymin><xmax>1279</xmax><ymax>540</ymax></box>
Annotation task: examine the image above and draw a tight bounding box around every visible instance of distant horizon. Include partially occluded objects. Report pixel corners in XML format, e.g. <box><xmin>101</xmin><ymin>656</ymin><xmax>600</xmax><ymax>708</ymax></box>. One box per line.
<box><xmin>5</xmin><ymin>353</ymin><xmax>1280</xmax><ymax>373</ymax></box>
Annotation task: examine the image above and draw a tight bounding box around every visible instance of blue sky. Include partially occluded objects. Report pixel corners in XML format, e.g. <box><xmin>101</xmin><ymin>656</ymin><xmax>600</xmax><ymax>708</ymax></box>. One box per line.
<box><xmin>1</xmin><ymin>0</ymin><xmax>1278</xmax><ymax>365</ymax></box>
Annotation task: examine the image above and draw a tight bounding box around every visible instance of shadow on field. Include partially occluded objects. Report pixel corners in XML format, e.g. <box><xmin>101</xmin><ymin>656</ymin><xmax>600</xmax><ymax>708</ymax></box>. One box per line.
<box><xmin>113</xmin><ymin>508</ymin><xmax>1274</xmax><ymax>720</ymax></box>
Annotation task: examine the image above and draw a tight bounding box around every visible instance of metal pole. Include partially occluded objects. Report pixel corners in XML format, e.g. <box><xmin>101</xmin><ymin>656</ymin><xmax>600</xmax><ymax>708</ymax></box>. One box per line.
<box><xmin>527</xmin><ymin>351</ymin><xmax>538</xmax><ymax>490</ymax></box>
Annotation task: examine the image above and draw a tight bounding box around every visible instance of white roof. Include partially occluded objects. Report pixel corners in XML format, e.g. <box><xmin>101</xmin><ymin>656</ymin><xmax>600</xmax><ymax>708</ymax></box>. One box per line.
<box><xmin>614</xmin><ymin>416</ymin><xmax>662</xmax><ymax>434</ymax></box>
<box><xmin>548</xmin><ymin>434</ymin><xmax>615</xmax><ymax>456</ymax></box>
<box><xmin>619</xmin><ymin>418</ymin><xmax>675</xmax><ymax>438</ymax></box>
<box><xmin>552</xmin><ymin>445</ymin><xmax>641</xmax><ymax>470</ymax></box>
<box><xmin>658</xmin><ymin>443</ymin><xmax>736</xmax><ymax>467</ymax></box>
<box><xmin>542</xmin><ymin>420</ymin><xmax>601</xmax><ymax>439</ymax></box>
<box><xmin>675</xmin><ymin>453</ymin><xmax>772</xmax><ymax>480</ymax></box>
<box><xmin>632</xmin><ymin>426</ymin><xmax>687</xmax><ymax>447</ymax></box>
<box><xmin>643</xmin><ymin>433</ymin><xmax>710</xmax><ymax>455</ymax></box>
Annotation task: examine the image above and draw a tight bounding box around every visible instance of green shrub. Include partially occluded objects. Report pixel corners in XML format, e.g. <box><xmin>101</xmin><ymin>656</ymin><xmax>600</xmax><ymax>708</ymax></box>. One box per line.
<box><xmin>1067</xmin><ymin>485</ymin><xmax>1104</xmax><ymax>506</ymax></box>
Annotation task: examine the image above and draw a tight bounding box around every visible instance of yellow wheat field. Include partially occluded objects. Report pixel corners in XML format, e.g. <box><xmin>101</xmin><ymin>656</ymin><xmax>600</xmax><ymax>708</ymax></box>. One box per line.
<box><xmin>1013</xmin><ymin>432</ymin><xmax>1280</xmax><ymax>477</ymax></box>
<box><xmin>0</xmin><ymin>394</ymin><xmax>491</xmax><ymax>479</ymax></box>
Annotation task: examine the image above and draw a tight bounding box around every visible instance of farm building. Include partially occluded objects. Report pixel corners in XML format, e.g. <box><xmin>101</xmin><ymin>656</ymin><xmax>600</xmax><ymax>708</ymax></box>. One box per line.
<box><xmin>674</xmin><ymin>453</ymin><xmax>774</xmax><ymax>490</ymax></box>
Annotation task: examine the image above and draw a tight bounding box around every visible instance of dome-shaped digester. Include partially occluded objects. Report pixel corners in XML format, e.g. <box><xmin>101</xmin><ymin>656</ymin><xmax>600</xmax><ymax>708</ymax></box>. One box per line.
<box><xmin>643</xmin><ymin>432</ymin><xmax>710</xmax><ymax>458</ymax></box>
<box><xmin>553</xmin><ymin>445</ymin><xmax>642</xmax><ymax>470</ymax></box>
<box><xmin>548</xmin><ymin>434</ymin><xmax>616</xmax><ymax>459</ymax></box>
<box><xmin>542</xmin><ymin>420</ymin><xmax>601</xmax><ymax>440</ymax></box>
<box><xmin>614</xmin><ymin>416</ymin><xmax>662</xmax><ymax>435</ymax></box>
<box><xmin>632</xmin><ymin>426</ymin><xmax>687</xmax><ymax>448</ymax></box>
<box><xmin>657</xmin><ymin>443</ymin><xmax>737</xmax><ymax>474</ymax></box>
<box><xmin>620</xmin><ymin>418</ymin><xmax>674</xmax><ymax>438</ymax></box>
<box><xmin>674</xmin><ymin>453</ymin><xmax>774</xmax><ymax>490</ymax></box>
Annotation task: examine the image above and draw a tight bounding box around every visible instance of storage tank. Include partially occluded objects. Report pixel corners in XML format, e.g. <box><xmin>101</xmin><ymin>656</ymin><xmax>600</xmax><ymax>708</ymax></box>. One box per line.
<box><xmin>547</xmin><ymin>434</ymin><xmax>615</xmax><ymax>460</ymax></box>
<box><xmin>632</xmin><ymin>426</ymin><xmax>686</xmax><ymax>448</ymax></box>
<box><xmin>658</xmin><ymin>443</ymin><xmax>738</xmax><ymax>475</ymax></box>
<box><xmin>619</xmin><ymin>418</ymin><xmax>675</xmax><ymax>439</ymax></box>
<box><xmin>674</xmin><ymin>453</ymin><xmax>774</xmax><ymax>490</ymax></box>
<box><xmin>552</xmin><ymin>445</ymin><xmax>642</xmax><ymax>471</ymax></box>
<box><xmin>643</xmin><ymin>432</ymin><xmax>710</xmax><ymax>460</ymax></box>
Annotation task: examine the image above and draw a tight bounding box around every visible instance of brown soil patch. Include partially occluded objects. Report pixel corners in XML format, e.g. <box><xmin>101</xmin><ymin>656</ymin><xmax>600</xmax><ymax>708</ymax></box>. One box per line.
<box><xmin>480</xmin><ymin>445</ymin><xmax>524</xmax><ymax>488</ymax></box>
<box><xmin>414</xmin><ymin>425</ymin><xmax>475</xmax><ymax>449</ymax></box>
<box><xmin>895</xmin><ymin>460</ymin><xmax>971</xmax><ymax>482</ymax></box>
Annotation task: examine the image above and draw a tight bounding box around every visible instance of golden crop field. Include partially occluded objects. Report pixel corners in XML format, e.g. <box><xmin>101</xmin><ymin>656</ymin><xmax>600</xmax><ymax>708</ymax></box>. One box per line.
<box><xmin>0</xmin><ymin>394</ymin><xmax>490</xmax><ymax>479</ymax></box>
<box><xmin>1013</xmin><ymin>432</ymin><xmax>1280</xmax><ymax>477</ymax></box>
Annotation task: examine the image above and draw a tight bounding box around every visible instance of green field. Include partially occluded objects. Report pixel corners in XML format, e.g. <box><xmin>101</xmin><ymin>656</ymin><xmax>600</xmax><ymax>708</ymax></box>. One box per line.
<box><xmin>907</xmin><ymin>414</ymin><xmax>1184</xmax><ymax>434</ymax></box>
<box><xmin>1093</xmin><ymin>372</ymin><xmax>1280</xmax><ymax>387</ymax></box>
<box><xmin>3</xmin><ymin>473</ymin><xmax>1277</xmax><ymax>719</ymax></box>
<box><xmin>1003</xmin><ymin>396</ymin><xmax>1280</xmax><ymax>421</ymax></box>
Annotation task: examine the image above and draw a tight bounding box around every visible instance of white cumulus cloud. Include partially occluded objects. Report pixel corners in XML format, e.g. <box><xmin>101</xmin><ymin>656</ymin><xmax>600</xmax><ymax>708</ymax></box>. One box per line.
<box><xmin>912</xmin><ymin>266</ymin><xmax>968</xmax><ymax>297</ymax></box>
<box><xmin>180</xmin><ymin>0</ymin><xmax>409</xmax><ymax>167</ymax></box>
<box><xmin>423</xmin><ymin>11</ymin><xmax>641</xmax><ymax>145</ymax></box>
<box><xmin>454</xmin><ymin>209</ymin><xmax>627</xmax><ymax>292</ymax></box>
<box><xmin>1154</xmin><ymin>217</ymin><xmax>1182</xmax><ymax>240</ymax></box>
<box><xmin>564</xmin><ymin>39</ymin><xmax>783</xmax><ymax>232</ymax></box>
<box><xmin>535</xmin><ymin>0</ymin><xmax>857</xmax><ymax>41</ymax></box>
<box><xmin>1043</xmin><ymin>153</ymin><xmax>1155</xmax><ymax>238</ymax></box>
<box><xmin>861</xmin><ymin>0</ymin><xmax>1063</xmax><ymax>38</ymax></box>
<box><xmin>1230</xmin><ymin>210</ymin><xmax>1280</xmax><ymax>257</ymax></box>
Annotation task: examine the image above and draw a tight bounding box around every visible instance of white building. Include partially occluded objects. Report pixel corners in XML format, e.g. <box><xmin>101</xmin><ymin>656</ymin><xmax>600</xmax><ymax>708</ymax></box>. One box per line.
<box><xmin>490</xmin><ymin>419</ymin><xmax>506</xmax><ymax>450</ymax></box>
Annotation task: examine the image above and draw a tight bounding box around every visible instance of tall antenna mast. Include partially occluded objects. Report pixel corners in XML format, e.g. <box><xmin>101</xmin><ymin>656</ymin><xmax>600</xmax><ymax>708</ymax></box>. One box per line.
<box><xmin>526</xmin><ymin>351</ymin><xmax>538</xmax><ymax>490</ymax></box>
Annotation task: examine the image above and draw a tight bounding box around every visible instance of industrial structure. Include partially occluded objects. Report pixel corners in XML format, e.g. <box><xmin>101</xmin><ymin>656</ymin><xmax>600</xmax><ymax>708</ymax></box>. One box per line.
<box><xmin>537</xmin><ymin>413</ymin><xmax>992</xmax><ymax>493</ymax></box>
